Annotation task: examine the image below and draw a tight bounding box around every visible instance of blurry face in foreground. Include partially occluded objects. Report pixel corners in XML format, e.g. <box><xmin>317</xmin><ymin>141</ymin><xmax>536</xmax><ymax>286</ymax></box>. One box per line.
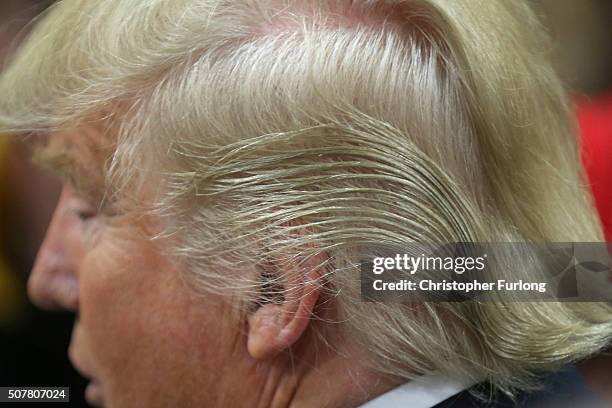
<box><xmin>27</xmin><ymin>126</ymin><xmax>255</xmax><ymax>407</ymax></box>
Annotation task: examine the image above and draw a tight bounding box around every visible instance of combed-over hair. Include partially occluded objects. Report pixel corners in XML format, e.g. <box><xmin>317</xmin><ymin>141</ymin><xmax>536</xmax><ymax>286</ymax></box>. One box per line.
<box><xmin>1</xmin><ymin>0</ymin><xmax>611</xmax><ymax>396</ymax></box>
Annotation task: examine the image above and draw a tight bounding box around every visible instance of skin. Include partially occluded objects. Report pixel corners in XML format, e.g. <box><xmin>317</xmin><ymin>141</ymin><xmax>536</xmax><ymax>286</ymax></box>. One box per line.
<box><xmin>27</xmin><ymin>124</ymin><xmax>399</xmax><ymax>407</ymax></box>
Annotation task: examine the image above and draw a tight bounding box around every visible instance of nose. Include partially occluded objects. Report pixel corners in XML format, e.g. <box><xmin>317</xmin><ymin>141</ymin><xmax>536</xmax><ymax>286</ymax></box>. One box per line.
<box><xmin>28</xmin><ymin>187</ymin><xmax>81</xmax><ymax>312</ymax></box>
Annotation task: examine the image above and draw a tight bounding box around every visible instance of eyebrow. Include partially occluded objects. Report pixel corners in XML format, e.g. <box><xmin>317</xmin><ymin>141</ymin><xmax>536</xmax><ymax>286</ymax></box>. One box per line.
<box><xmin>32</xmin><ymin>142</ymin><xmax>105</xmax><ymax>205</ymax></box>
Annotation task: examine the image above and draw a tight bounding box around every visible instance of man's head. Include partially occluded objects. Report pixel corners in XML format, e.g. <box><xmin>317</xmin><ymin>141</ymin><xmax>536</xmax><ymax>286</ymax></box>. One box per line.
<box><xmin>27</xmin><ymin>122</ymin><xmax>361</xmax><ymax>407</ymax></box>
<box><xmin>1</xmin><ymin>0</ymin><xmax>612</xmax><ymax>407</ymax></box>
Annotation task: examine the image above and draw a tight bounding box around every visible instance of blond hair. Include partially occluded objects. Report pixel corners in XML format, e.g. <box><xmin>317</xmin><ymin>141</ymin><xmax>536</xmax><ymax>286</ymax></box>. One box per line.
<box><xmin>1</xmin><ymin>0</ymin><xmax>611</xmax><ymax>396</ymax></box>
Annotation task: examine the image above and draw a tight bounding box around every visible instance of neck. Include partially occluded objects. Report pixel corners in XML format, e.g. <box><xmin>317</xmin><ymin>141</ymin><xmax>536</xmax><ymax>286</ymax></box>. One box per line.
<box><xmin>257</xmin><ymin>341</ymin><xmax>404</xmax><ymax>408</ymax></box>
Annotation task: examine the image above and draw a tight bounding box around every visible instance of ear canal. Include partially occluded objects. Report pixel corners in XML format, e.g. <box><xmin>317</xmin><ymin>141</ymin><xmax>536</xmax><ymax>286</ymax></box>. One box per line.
<box><xmin>251</xmin><ymin>262</ymin><xmax>285</xmax><ymax>312</ymax></box>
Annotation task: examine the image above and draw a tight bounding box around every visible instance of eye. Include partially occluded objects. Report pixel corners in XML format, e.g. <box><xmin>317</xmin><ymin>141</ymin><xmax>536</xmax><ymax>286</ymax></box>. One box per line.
<box><xmin>75</xmin><ymin>208</ymin><xmax>97</xmax><ymax>222</ymax></box>
<box><xmin>66</xmin><ymin>196</ymin><xmax>98</xmax><ymax>223</ymax></box>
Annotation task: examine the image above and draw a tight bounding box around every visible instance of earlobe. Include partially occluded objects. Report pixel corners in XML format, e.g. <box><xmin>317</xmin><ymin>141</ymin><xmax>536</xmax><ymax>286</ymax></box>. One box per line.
<box><xmin>247</xmin><ymin>259</ymin><xmax>323</xmax><ymax>361</ymax></box>
<box><xmin>247</xmin><ymin>304</ymin><xmax>284</xmax><ymax>360</ymax></box>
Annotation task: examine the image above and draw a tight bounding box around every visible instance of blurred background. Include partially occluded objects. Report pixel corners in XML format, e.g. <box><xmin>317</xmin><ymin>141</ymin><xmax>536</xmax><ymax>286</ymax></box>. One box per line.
<box><xmin>0</xmin><ymin>1</ymin><xmax>610</xmax><ymax>407</ymax></box>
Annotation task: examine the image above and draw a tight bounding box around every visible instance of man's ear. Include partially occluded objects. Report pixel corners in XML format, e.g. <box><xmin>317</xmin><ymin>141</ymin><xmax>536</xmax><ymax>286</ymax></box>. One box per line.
<box><xmin>247</xmin><ymin>252</ymin><xmax>325</xmax><ymax>361</ymax></box>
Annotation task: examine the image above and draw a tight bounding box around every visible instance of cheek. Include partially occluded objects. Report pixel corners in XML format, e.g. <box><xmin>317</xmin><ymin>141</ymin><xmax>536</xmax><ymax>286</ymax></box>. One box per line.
<box><xmin>77</xmin><ymin>234</ymin><xmax>242</xmax><ymax>406</ymax></box>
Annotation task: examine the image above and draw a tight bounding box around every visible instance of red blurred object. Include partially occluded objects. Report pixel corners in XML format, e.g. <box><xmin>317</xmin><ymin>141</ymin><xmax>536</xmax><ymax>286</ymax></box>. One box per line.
<box><xmin>577</xmin><ymin>92</ymin><xmax>612</xmax><ymax>241</ymax></box>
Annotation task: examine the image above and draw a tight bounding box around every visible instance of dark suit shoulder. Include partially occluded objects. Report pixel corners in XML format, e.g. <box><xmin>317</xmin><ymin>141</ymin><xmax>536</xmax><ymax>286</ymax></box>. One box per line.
<box><xmin>433</xmin><ymin>366</ymin><xmax>609</xmax><ymax>408</ymax></box>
